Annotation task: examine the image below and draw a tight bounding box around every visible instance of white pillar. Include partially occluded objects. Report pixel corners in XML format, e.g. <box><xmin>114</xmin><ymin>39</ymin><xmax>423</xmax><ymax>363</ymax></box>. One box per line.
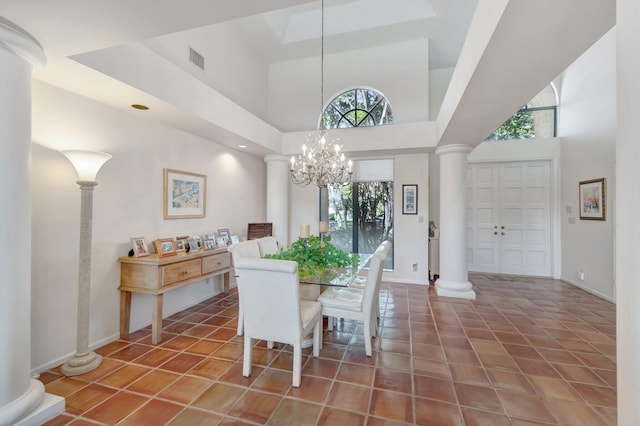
<box><xmin>0</xmin><ymin>17</ymin><xmax>64</xmax><ymax>425</ymax></box>
<box><xmin>264</xmin><ymin>155</ymin><xmax>289</xmax><ymax>248</ymax></box>
<box><xmin>434</xmin><ymin>144</ymin><xmax>476</xmax><ymax>299</ymax></box>
<box><xmin>617</xmin><ymin>1</ymin><xmax>639</xmax><ymax>422</ymax></box>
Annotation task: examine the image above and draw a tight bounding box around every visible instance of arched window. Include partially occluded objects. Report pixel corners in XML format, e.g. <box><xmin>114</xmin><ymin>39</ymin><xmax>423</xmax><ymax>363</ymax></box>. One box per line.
<box><xmin>486</xmin><ymin>84</ymin><xmax>558</xmax><ymax>141</ymax></box>
<box><xmin>322</xmin><ymin>88</ymin><xmax>393</xmax><ymax>129</ymax></box>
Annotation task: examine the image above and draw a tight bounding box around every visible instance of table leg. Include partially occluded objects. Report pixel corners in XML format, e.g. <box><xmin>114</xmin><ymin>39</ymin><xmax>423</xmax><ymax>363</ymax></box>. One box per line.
<box><xmin>119</xmin><ymin>291</ymin><xmax>132</xmax><ymax>339</ymax></box>
<box><xmin>223</xmin><ymin>271</ymin><xmax>230</xmax><ymax>293</ymax></box>
<box><xmin>151</xmin><ymin>294</ymin><xmax>164</xmax><ymax>344</ymax></box>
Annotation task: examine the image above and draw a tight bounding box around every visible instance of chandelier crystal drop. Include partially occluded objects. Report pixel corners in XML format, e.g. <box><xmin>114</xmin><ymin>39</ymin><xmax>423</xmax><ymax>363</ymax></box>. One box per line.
<box><xmin>289</xmin><ymin>0</ymin><xmax>353</xmax><ymax>188</ymax></box>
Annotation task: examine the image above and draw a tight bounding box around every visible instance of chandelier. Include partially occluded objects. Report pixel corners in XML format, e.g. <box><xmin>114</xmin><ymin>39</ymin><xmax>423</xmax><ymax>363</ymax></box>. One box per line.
<box><xmin>289</xmin><ymin>0</ymin><xmax>352</xmax><ymax>188</ymax></box>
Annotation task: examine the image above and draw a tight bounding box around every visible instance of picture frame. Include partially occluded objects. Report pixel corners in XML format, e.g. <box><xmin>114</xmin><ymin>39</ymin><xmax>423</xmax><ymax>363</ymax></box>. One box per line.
<box><xmin>203</xmin><ymin>233</ymin><xmax>215</xmax><ymax>241</ymax></box>
<box><xmin>163</xmin><ymin>168</ymin><xmax>206</xmax><ymax>219</ymax></box>
<box><xmin>204</xmin><ymin>239</ymin><xmax>216</xmax><ymax>250</ymax></box>
<box><xmin>130</xmin><ymin>237</ymin><xmax>150</xmax><ymax>257</ymax></box>
<box><xmin>218</xmin><ymin>228</ymin><xmax>230</xmax><ymax>244</ymax></box>
<box><xmin>402</xmin><ymin>184</ymin><xmax>418</xmax><ymax>215</ymax></box>
<box><xmin>216</xmin><ymin>237</ymin><xmax>227</xmax><ymax>248</ymax></box>
<box><xmin>230</xmin><ymin>235</ymin><xmax>240</xmax><ymax>244</ymax></box>
<box><xmin>579</xmin><ymin>178</ymin><xmax>606</xmax><ymax>221</ymax></box>
<box><xmin>187</xmin><ymin>238</ymin><xmax>199</xmax><ymax>252</ymax></box>
<box><xmin>175</xmin><ymin>235</ymin><xmax>188</xmax><ymax>252</ymax></box>
<box><xmin>154</xmin><ymin>238</ymin><xmax>177</xmax><ymax>257</ymax></box>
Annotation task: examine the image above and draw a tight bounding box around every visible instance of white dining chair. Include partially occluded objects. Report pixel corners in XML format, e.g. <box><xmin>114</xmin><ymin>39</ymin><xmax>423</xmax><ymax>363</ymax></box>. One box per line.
<box><xmin>234</xmin><ymin>257</ymin><xmax>322</xmax><ymax>387</ymax></box>
<box><xmin>255</xmin><ymin>236</ymin><xmax>279</xmax><ymax>256</ymax></box>
<box><xmin>318</xmin><ymin>241</ymin><xmax>391</xmax><ymax>356</ymax></box>
<box><xmin>228</xmin><ymin>240</ymin><xmax>262</xmax><ymax>336</ymax></box>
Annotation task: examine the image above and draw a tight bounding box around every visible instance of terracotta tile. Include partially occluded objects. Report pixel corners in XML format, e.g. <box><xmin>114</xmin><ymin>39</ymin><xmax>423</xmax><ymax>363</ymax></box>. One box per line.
<box><xmin>110</xmin><ymin>343</ymin><xmax>154</xmax><ymax>362</ymax></box>
<box><xmin>97</xmin><ymin>363</ymin><xmax>150</xmax><ymax>388</ymax></box>
<box><xmin>126</xmin><ymin>369</ymin><xmax>180</xmax><ymax>395</ymax></box>
<box><xmin>513</xmin><ymin>357</ymin><xmax>561</xmax><ymax>379</ymax></box>
<box><xmin>412</xmin><ymin>343</ymin><xmax>445</xmax><ymax>361</ymax></box>
<box><xmin>593</xmin><ymin>368</ymin><xmax>617</xmax><ymax>388</ymax></box>
<box><xmin>553</xmin><ymin>363</ymin><xmax>607</xmax><ymax>385</ymax></box>
<box><xmin>192</xmin><ymin>382</ymin><xmax>245</xmax><ymax>413</ymax></box>
<box><xmin>449</xmin><ymin>363</ymin><xmax>490</xmax><ymax>386</ymax></box>
<box><xmin>557</xmin><ymin>338</ymin><xmax>600</xmax><ymax>354</ymax></box>
<box><xmin>269</xmin><ymin>398</ymin><xmax>321</xmax><ymax>425</ymax></box>
<box><xmin>317</xmin><ymin>407</ymin><xmax>365</xmax><ymax>426</ymax></box>
<box><xmin>414</xmin><ymin>375</ymin><xmax>456</xmax><ymax>403</ymax></box>
<box><xmin>73</xmin><ymin>358</ymin><xmax>126</xmax><ymax>382</ymax></box>
<box><xmin>454</xmin><ymin>382</ymin><xmax>503</xmax><ymax>413</ymax></box>
<box><xmin>412</xmin><ymin>331</ymin><xmax>442</xmax><ymax>346</ymax></box>
<box><xmin>132</xmin><ymin>348</ymin><xmax>178</xmax><ymax>367</ymax></box>
<box><xmin>486</xmin><ymin>369</ymin><xmax>536</xmax><ymax>394</ymax></box>
<box><xmin>525</xmin><ymin>335</ymin><xmax>564</xmax><ymax>349</ymax></box>
<box><xmin>159</xmin><ymin>352</ymin><xmax>205</xmax><ymax>373</ymax></box>
<box><xmin>370</xmin><ymin>389</ymin><xmax>413</xmax><ymax>423</ymax></box>
<box><xmin>414</xmin><ymin>397</ymin><xmax>462</xmax><ymax>426</ymax></box>
<box><xmin>45</xmin><ymin>377</ymin><xmax>88</xmax><ymax>398</ymax></box>
<box><xmin>42</xmin><ymin>414</ymin><xmax>75</xmax><ymax>426</ymax></box>
<box><xmin>207</xmin><ymin>326</ymin><xmax>238</xmax><ymax>341</ymax></box>
<box><xmin>118</xmin><ymin>400</ymin><xmax>183</xmax><ymax>426</ymax></box>
<box><xmin>461</xmin><ymin>407</ymin><xmax>511</xmax><ymax>426</ymax></box>
<box><xmin>228</xmin><ymin>390</ymin><xmax>281</xmax><ymax>423</ymax></box>
<box><xmin>317</xmin><ymin>342</ymin><xmax>347</xmax><ymax>360</ymax></box>
<box><xmin>213</xmin><ymin>342</ymin><xmax>248</xmax><ymax>361</ymax></box>
<box><xmin>182</xmin><ymin>324</ymin><xmax>217</xmax><ymax>338</ymax></box>
<box><xmin>302</xmin><ymin>357</ymin><xmax>340</xmax><ymax>379</ymax></box>
<box><xmin>188</xmin><ymin>357</ymin><xmax>234</xmax><ymax>380</ymax></box>
<box><xmin>336</xmin><ymin>362</ymin><xmax>375</xmax><ymax>386</ymax></box>
<box><xmin>157</xmin><ymin>375</ymin><xmax>212</xmax><ymax>404</ymax></box>
<box><xmin>465</xmin><ymin>328</ymin><xmax>496</xmax><ymax>340</ymax></box>
<box><xmin>344</xmin><ymin>346</ymin><xmax>378</xmax><ymax>366</ymax></box>
<box><xmin>494</xmin><ymin>331</ymin><xmax>530</xmax><ymax>346</ymax></box>
<box><xmin>326</xmin><ymin>382</ymin><xmax>371</xmax><ymax>413</ymax></box>
<box><xmin>64</xmin><ymin>383</ymin><xmax>118</xmax><ymax>415</ymax></box>
<box><xmin>167</xmin><ymin>408</ymin><xmax>222</xmax><ymax>425</ymax></box>
<box><xmin>537</xmin><ymin>348</ymin><xmax>584</xmax><ymax>365</ymax></box>
<box><xmin>184</xmin><ymin>339</ymin><xmax>224</xmax><ymax>356</ymax></box>
<box><xmin>83</xmin><ymin>391</ymin><xmax>148</xmax><ymax>424</ymax></box>
<box><xmin>374</xmin><ymin>368</ymin><xmax>412</xmax><ymax>394</ymax></box>
<box><xmin>413</xmin><ymin>357</ymin><xmax>451</xmax><ymax>379</ymax></box>
<box><xmin>571</xmin><ymin>383</ymin><xmax>617</xmax><ymax>407</ymax></box>
<box><xmin>160</xmin><ymin>335</ymin><xmax>199</xmax><ymax>351</ymax></box>
<box><xmin>287</xmin><ymin>375</ymin><xmax>332</xmax><ymax>403</ymax></box>
<box><xmin>444</xmin><ymin>348</ymin><xmax>481</xmax><ymax>366</ymax></box>
<box><xmin>527</xmin><ymin>375</ymin><xmax>582</xmax><ymax>402</ymax></box>
<box><xmin>439</xmin><ymin>335</ymin><xmax>473</xmax><ymax>350</ymax></box>
<box><xmin>497</xmin><ymin>389</ymin><xmax>556</xmax><ymax>423</ymax></box>
<box><xmin>251</xmin><ymin>368</ymin><xmax>292</xmax><ymax>394</ymax></box>
<box><xmin>94</xmin><ymin>340</ymin><xmax>131</xmax><ymax>357</ymax></box>
<box><xmin>477</xmin><ymin>352</ymin><xmax>519</xmax><ymax>372</ymax></box>
<box><xmin>470</xmin><ymin>339</ymin><xmax>507</xmax><ymax>355</ymax></box>
<box><xmin>573</xmin><ymin>352</ymin><xmax>617</xmax><ymax>370</ymax></box>
<box><xmin>546</xmin><ymin>399</ymin><xmax>608</xmax><ymax>426</ymax></box>
<box><xmin>219</xmin><ymin>362</ymin><xmax>265</xmax><ymax>386</ymax></box>
<box><xmin>377</xmin><ymin>352</ymin><xmax>411</xmax><ymax>372</ymax></box>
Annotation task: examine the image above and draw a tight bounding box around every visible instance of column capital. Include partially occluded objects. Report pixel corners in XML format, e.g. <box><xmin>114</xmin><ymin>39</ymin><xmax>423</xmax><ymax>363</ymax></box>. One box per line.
<box><xmin>0</xmin><ymin>17</ymin><xmax>46</xmax><ymax>66</ymax></box>
<box><xmin>263</xmin><ymin>154</ymin><xmax>290</xmax><ymax>164</ymax></box>
<box><xmin>435</xmin><ymin>144</ymin><xmax>473</xmax><ymax>156</ymax></box>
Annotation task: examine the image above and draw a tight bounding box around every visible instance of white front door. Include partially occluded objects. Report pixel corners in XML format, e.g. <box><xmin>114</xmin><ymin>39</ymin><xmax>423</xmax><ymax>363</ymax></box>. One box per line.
<box><xmin>467</xmin><ymin>161</ymin><xmax>551</xmax><ymax>276</ymax></box>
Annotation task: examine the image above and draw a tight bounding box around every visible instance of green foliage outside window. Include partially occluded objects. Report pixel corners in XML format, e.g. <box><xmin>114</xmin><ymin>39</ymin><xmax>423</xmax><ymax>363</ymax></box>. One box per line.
<box><xmin>486</xmin><ymin>109</ymin><xmax>535</xmax><ymax>141</ymax></box>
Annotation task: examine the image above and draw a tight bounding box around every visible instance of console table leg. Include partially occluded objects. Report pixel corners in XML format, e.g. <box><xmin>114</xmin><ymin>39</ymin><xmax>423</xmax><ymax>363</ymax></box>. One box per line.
<box><xmin>151</xmin><ymin>294</ymin><xmax>164</xmax><ymax>344</ymax></box>
<box><xmin>223</xmin><ymin>271</ymin><xmax>230</xmax><ymax>293</ymax></box>
<box><xmin>120</xmin><ymin>291</ymin><xmax>132</xmax><ymax>339</ymax></box>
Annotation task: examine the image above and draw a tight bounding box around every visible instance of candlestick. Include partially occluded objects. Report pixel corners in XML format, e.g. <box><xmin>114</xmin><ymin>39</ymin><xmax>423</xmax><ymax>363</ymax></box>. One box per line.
<box><xmin>300</xmin><ymin>224</ymin><xmax>310</xmax><ymax>238</ymax></box>
<box><xmin>319</xmin><ymin>221</ymin><xmax>329</xmax><ymax>234</ymax></box>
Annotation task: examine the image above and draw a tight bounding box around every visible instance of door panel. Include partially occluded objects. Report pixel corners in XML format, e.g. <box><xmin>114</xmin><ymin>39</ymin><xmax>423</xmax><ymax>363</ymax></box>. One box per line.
<box><xmin>467</xmin><ymin>161</ymin><xmax>551</xmax><ymax>276</ymax></box>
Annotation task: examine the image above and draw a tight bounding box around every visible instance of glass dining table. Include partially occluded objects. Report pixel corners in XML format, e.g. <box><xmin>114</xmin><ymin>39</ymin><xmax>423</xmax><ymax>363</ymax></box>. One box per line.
<box><xmin>297</xmin><ymin>252</ymin><xmax>373</xmax><ymax>287</ymax></box>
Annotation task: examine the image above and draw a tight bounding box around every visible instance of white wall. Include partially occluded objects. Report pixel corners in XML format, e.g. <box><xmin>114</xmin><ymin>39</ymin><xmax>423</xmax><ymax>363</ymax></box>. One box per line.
<box><xmin>557</xmin><ymin>29</ymin><xmax>616</xmax><ymax>301</ymax></box>
<box><xmin>269</xmin><ymin>39</ymin><xmax>429</xmax><ymax>132</ymax></box>
<box><xmin>30</xmin><ymin>81</ymin><xmax>267</xmax><ymax>372</ymax></box>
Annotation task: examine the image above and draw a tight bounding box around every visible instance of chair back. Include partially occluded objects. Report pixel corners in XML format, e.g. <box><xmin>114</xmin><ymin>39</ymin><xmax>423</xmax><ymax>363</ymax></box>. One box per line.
<box><xmin>228</xmin><ymin>240</ymin><xmax>261</xmax><ymax>265</ymax></box>
<box><xmin>361</xmin><ymin>241</ymin><xmax>391</xmax><ymax>314</ymax></box>
<box><xmin>256</xmin><ymin>236</ymin><xmax>279</xmax><ymax>256</ymax></box>
<box><xmin>233</xmin><ymin>258</ymin><xmax>302</xmax><ymax>344</ymax></box>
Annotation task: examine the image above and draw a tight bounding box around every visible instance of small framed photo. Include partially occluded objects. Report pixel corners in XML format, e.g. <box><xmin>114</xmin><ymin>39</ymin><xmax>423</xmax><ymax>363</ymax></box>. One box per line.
<box><xmin>204</xmin><ymin>239</ymin><xmax>216</xmax><ymax>250</ymax></box>
<box><xmin>402</xmin><ymin>184</ymin><xmax>418</xmax><ymax>215</ymax></box>
<box><xmin>230</xmin><ymin>235</ymin><xmax>240</xmax><ymax>244</ymax></box>
<box><xmin>218</xmin><ymin>228</ymin><xmax>230</xmax><ymax>245</ymax></box>
<box><xmin>579</xmin><ymin>178</ymin><xmax>606</xmax><ymax>221</ymax></box>
<box><xmin>216</xmin><ymin>237</ymin><xmax>227</xmax><ymax>248</ymax></box>
<box><xmin>163</xmin><ymin>168</ymin><xmax>206</xmax><ymax>219</ymax></box>
<box><xmin>203</xmin><ymin>233</ymin><xmax>215</xmax><ymax>241</ymax></box>
<box><xmin>192</xmin><ymin>235</ymin><xmax>203</xmax><ymax>249</ymax></box>
<box><xmin>130</xmin><ymin>237</ymin><xmax>150</xmax><ymax>257</ymax></box>
<box><xmin>187</xmin><ymin>238</ymin><xmax>199</xmax><ymax>252</ymax></box>
<box><xmin>154</xmin><ymin>238</ymin><xmax>177</xmax><ymax>257</ymax></box>
<box><xmin>174</xmin><ymin>235</ymin><xmax>188</xmax><ymax>252</ymax></box>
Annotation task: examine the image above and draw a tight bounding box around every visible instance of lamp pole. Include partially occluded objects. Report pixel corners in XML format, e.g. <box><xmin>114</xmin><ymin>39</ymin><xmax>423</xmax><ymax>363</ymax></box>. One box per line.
<box><xmin>61</xmin><ymin>150</ymin><xmax>111</xmax><ymax>376</ymax></box>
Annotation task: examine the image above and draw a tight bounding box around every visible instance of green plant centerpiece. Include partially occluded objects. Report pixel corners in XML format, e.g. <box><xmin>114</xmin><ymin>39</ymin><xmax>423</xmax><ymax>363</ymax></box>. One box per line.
<box><xmin>263</xmin><ymin>235</ymin><xmax>359</xmax><ymax>280</ymax></box>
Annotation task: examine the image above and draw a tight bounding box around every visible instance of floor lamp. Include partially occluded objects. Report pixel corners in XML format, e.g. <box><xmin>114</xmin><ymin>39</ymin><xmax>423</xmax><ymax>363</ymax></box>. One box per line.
<box><xmin>61</xmin><ymin>150</ymin><xmax>112</xmax><ymax>377</ymax></box>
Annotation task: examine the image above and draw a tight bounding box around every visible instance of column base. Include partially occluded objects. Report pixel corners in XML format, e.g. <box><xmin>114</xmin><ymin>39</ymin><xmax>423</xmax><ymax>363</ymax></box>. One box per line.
<box><xmin>61</xmin><ymin>351</ymin><xmax>103</xmax><ymax>377</ymax></box>
<box><xmin>15</xmin><ymin>392</ymin><xmax>65</xmax><ymax>426</ymax></box>
<box><xmin>435</xmin><ymin>279</ymin><xmax>476</xmax><ymax>300</ymax></box>
<box><xmin>0</xmin><ymin>379</ymin><xmax>64</xmax><ymax>426</ymax></box>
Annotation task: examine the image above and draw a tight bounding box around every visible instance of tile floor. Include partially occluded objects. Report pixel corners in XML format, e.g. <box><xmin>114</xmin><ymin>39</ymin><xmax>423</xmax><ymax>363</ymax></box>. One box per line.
<box><xmin>42</xmin><ymin>273</ymin><xmax>616</xmax><ymax>425</ymax></box>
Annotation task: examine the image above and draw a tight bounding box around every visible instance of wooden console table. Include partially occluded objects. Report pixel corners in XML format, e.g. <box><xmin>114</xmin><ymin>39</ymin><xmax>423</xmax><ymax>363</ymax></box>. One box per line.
<box><xmin>118</xmin><ymin>248</ymin><xmax>232</xmax><ymax>344</ymax></box>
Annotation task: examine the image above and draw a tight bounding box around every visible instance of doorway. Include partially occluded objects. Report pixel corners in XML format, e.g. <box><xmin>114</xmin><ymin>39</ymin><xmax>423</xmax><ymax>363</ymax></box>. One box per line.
<box><xmin>467</xmin><ymin>161</ymin><xmax>551</xmax><ymax>276</ymax></box>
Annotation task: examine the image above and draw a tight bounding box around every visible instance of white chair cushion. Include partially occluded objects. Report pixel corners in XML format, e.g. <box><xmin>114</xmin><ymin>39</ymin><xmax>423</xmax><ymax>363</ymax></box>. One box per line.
<box><xmin>317</xmin><ymin>288</ymin><xmax>364</xmax><ymax>312</ymax></box>
<box><xmin>300</xmin><ymin>300</ymin><xmax>322</xmax><ymax>328</ymax></box>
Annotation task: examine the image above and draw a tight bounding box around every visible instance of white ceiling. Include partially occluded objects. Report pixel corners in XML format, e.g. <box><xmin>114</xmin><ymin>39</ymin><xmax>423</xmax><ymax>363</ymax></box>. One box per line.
<box><xmin>0</xmin><ymin>0</ymin><xmax>616</xmax><ymax>156</ymax></box>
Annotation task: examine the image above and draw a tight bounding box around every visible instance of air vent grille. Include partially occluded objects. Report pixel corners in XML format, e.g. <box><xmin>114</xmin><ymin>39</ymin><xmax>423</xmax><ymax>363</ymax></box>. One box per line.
<box><xmin>189</xmin><ymin>47</ymin><xmax>205</xmax><ymax>70</ymax></box>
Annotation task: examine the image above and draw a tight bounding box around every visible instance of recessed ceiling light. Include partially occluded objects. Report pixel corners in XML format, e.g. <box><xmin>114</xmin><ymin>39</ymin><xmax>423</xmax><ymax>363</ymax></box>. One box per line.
<box><xmin>238</xmin><ymin>145</ymin><xmax>248</xmax><ymax>149</ymax></box>
<box><xmin>131</xmin><ymin>104</ymin><xmax>149</xmax><ymax>110</ymax></box>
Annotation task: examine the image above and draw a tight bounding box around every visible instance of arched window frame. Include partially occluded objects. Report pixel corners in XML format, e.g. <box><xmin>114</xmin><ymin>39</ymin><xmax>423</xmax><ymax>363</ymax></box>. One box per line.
<box><xmin>320</xmin><ymin>87</ymin><xmax>394</xmax><ymax>130</ymax></box>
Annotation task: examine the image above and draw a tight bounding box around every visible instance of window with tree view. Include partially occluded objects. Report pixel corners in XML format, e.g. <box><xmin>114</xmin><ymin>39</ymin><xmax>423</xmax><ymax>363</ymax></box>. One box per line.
<box><xmin>322</xmin><ymin>88</ymin><xmax>393</xmax><ymax>129</ymax></box>
<box><xmin>486</xmin><ymin>84</ymin><xmax>557</xmax><ymax>141</ymax></box>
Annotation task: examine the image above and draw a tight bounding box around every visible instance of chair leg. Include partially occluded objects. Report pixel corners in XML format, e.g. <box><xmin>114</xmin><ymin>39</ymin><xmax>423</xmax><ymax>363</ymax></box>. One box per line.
<box><xmin>327</xmin><ymin>316</ymin><xmax>334</xmax><ymax>331</ymax></box>
<box><xmin>267</xmin><ymin>340</ymin><xmax>274</xmax><ymax>349</ymax></box>
<box><xmin>237</xmin><ymin>302</ymin><xmax>244</xmax><ymax>336</ymax></box>
<box><xmin>292</xmin><ymin>344</ymin><xmax>302</xmax><ymax>387</ymax></box>
<box><xmin>363</xmin><ymin>318</ymin><xmax>373</xmax><ymax>356</ymax></box>
<box><xmin>243</xmin><ymin>335</ymin><xmax>252</xmax><ymax>377</ymax></box>
<box><xmin>313</xmin><ymin>320</ymin><xmax>321</xmax><ymax>356</ymax></box>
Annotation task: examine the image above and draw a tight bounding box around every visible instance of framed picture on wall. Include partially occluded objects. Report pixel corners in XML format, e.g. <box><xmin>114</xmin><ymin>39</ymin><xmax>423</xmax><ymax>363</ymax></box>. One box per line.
<box><xmin>163</xmin><ymin>168</ymin><xmax>206</xmax><ymax>219</ymax></box>
<box><xmin>402</xmin><ymin>184</ymin><xmax>418</xmax><ymax>215</ymax></box>
<box><xmin>579</xmin><ymin>178</ymin><xmax>606</xmax><ymax>221</ymax></box>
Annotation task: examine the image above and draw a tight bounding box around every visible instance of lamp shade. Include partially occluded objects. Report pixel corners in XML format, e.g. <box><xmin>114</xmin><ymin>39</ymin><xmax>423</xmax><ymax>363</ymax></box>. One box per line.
<box><xmin>62</xmin><ymin>150</ymin><xmax>112</xmax><ymax>182</ymax></box>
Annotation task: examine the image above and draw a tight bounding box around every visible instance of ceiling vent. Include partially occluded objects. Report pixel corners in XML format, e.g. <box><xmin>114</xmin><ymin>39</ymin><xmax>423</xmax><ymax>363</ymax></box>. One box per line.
<box><xmin>189</xmin><ymin>47</ymin><xmax>205</xmax><ymax>70</ymax></box>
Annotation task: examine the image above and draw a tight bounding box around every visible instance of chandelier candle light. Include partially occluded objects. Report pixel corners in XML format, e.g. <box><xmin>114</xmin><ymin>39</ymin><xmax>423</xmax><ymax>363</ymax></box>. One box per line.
<box><xmin>289</xmin><ymin>0</ymin><xmax>353</xmax><ymax>188</ymax></box>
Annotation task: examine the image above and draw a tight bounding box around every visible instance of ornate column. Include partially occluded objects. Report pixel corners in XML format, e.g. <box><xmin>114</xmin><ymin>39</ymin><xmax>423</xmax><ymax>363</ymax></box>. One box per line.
<box><xmin>264</xmin><ymin>155</ymin><xmax>289</xmax><ymax>248</ymax></box>
<box><xmin>434</xmin><ymin>144</ymin><xmax>476</xmax><ymax>299</ymax></box>
<box><xmin>0</xmin><ymin>16</ymin><xmax>64</xmax><ymax>425</ymax></box>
